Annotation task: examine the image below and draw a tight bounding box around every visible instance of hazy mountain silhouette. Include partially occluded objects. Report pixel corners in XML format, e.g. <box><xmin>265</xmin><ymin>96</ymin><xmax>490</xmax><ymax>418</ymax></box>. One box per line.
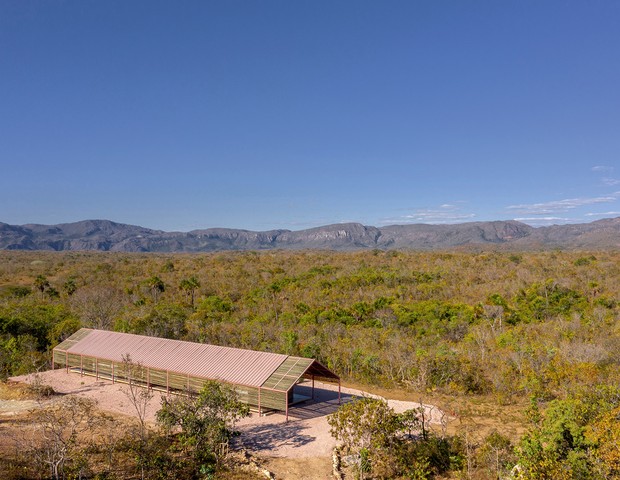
<box><xmin>1</xmin><ymin>217</ymin><xmax>620</xmax><ymax>251</ymax></box>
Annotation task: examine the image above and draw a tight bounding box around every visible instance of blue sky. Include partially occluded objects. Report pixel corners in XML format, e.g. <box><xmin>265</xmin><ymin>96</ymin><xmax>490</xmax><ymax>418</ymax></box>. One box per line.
<box><xmin>1</xmin><ymin>1</ymin><xmax>619</xmax><ymax>232</ymax></box>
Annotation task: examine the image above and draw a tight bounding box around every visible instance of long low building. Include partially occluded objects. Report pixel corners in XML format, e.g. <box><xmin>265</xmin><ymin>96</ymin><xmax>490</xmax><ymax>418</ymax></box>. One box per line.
<box><xmin>53</xmin><ymin>328</ymin><xmax>340</xmax><ymax>419</ymax></box>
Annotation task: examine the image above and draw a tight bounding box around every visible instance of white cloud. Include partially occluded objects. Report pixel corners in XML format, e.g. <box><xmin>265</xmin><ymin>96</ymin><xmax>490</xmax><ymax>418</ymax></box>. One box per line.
<box><xmin>585</xmin><ymin>211</ymin><xmax>620</xmax><ymax>217</ymax></box>
<box><xmin>592</xmin><ymin>165</ymin><xmax>614</xmax><ymax>172</ymax></box>
<box><xmin>506</xmin><ymin>193</ymin><xmax>620</xmax><ymax>215</ymax></box>
<box><xmin>602</xmin><ymin>177</ymin><xmax>620</xmax><ymax>186</ymax></box>
<box><xmin>380</xmin><ymin>204</ymin><xmax>476</xmax><ymax>225</ymax></box>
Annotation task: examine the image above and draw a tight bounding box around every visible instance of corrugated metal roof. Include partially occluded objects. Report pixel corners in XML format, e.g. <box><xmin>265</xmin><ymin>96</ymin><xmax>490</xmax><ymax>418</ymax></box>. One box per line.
<box><xmin>57</xmin><ymin>328</ymin><xmax>289</xmax><ymax>389</ymax></box>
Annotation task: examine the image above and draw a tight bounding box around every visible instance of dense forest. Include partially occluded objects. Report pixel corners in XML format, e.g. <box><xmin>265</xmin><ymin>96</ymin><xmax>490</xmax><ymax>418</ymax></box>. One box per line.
<box><xmin>1</xmin><ymin>249</ymin><xmax>619</xmax><ymax>478</ymax></box>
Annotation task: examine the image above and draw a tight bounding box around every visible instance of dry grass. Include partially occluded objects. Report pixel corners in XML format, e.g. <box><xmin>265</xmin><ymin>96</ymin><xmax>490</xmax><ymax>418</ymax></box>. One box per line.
<box><xmin>343</xmin><ymin>380</ymin><xmax>528</xmax><ymax>443</ymax></box>
<box><xmin>262</xmin><ymin>457</ymin><xmax>333</xmax><ymax>480</ymax></box>
<box><xmin>0</xmin><ymin>381</ymin><xmax>37</xmax><ymax>400</ymax></box>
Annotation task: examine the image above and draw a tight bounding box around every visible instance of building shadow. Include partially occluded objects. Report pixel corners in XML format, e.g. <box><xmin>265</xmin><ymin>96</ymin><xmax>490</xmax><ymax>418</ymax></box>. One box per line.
<box><xmin>236</xmin><ymin>421</ymin><xmax>316</xmax><ymax>452</ymax></box>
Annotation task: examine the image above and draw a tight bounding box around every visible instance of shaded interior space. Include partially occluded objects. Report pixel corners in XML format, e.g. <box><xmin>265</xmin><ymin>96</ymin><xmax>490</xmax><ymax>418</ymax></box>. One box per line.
<box><xmin>286</xmin><ymin>381</ymin><xmax>355</xmax><ymax>421</ymax></box>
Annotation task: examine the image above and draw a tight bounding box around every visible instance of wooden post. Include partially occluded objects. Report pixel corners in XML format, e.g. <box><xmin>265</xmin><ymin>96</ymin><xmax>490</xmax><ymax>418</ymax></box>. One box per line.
<box><xmin>338</xmin><ymin>379</ymin><xmax>341</xmax><ymax>404</ymax></box>
<box><xmin>166</xmin><ymin>370</ymin><xmax>169</xmax><ymax>394</ymax></box>
<box><xmin>80</xmin><ymin>355</ymin><xmax>83</xmax><ymax>376</ymax></box>
<box><xmin>147</xmin><ymin>367</ymin><xmax>150</xmax><ymax>390</ymax></box>
<box><xmin>311</xmin><ymin>375</ymin><xmax>315</xmax><ymax>399</ymax></box>
<box><xmin>65</xmin><ymin>351</ymin><xmax>68</xmax><ymax>373</ymax></box>
<box><xmin>112</xmin><ymin>363</ymin><xmax>115</xmax><ymax>384</ymax></box>
<box><xmin>258</xmin><ymin>387</ymin><xmax>262</xmax><ymax>416</ymax></box>
<box><xmin>96</xmin><ymin>358</ymin><xmax>99</xmax><ymax>380</ymax></box>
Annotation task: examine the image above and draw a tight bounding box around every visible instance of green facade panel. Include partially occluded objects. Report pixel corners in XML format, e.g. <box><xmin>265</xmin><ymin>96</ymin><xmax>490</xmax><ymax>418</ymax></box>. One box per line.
<box><xmin>55</xmin><ymin>329</ymin><xmax>94</xmax><ymax>352</ymax></box>
<box><xmin>261</xmin><ymin>356</ymin><xmax>313</xmax><ymax>391</ymax></box>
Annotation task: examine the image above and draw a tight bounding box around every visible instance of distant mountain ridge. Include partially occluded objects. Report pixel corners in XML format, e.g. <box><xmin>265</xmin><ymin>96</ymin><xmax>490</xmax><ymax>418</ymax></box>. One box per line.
<box><xmin>1</xmin><ymin>218</ymin><xmax>620</xmax><ymax>252</ymax></box>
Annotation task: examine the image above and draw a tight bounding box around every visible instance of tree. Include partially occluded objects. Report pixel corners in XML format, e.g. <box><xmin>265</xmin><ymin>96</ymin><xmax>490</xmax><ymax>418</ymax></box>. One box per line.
<box><xmin>156</xmin><ymin>381</ymin><xmax>249</xmax><ymax>472</ymax></box>
<box><xmin>180</xmin><ymin>276</ymin><xmax>201</xmax><ymax>307</ymax></box>
<box><xmin>132</xmin><ymin>303</ymin><xmax>188</xmax><ymax>339</ymax></box>
<box><xmin>161</xmin><ymin>260</ymin><xmax>175</xmax><ymax>272</ymax></box>
<box><xmin>69</xmin><ymin>286</ymin><xmax>126</xmax><ymax>330</ymax></box>
<box><xmin>62</xmin><ymin>277</ymin><xmax>78</xmax><ymax>296</ymax></box>
<box><xmin>28</xmin><ymin>396</ymin><xmax>104</xmax><ymax>480</ymax></box>
<box><xmin>146</xmin><ymin>276</ymin><xmax>166</xmax><ymax>303</ymax></box>
<box><xmin>121</xmin><ymin>354</ymin><xmax>153</xmax><ymax>435</ymax></box>
<box><xmin>34</xmin><ymin>275</ymin><xmax>50</xmax><ymax>294</ymax></box>
<box><xmin>327</xmin><ymin>397</ymin><xmax>399</xmax><ymax>478</ymax></box>
<box><xmin>476</xmin><ymin>430</ymin><xmax>515</xmax><ymax>479</ymax></box>
<box><xmin>328</xmin><ymin>397</ymin><xmax>465</xmax><ymax>479</ymax></box>
<box><xmin>516</xmin><ymin>398</ymin><xmax>594</xmax><ymax>479</ymax></box>
<box><xmin>587</xmin><ymin>405</ymin><xmax>620</xmax><ymax>477</ymax></box>
<box><xmin>121</xmin><ymin>354</ymin><xmax>154</xmax><ymax>480</ymax></box>
<box><xmin>46</xmin><ymin>287</ymin><xmax>60</xmax><ymax>299</ymax></box>
<box><xmin>397</xmin><ymin>407</ymin><xmax>423</xmax><ymax>439</ymax></box>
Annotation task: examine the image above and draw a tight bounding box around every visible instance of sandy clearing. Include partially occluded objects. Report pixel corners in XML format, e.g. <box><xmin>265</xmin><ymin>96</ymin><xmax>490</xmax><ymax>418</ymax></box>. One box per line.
<box><xmin>9</xmin><ymin>370</ymin><xmax>169</xmax><ymax>422</ymax></box>
<box><xmin>9</xmin><ymin>370</ymin><xmax>446</xmax><ymax>461</ymax></box>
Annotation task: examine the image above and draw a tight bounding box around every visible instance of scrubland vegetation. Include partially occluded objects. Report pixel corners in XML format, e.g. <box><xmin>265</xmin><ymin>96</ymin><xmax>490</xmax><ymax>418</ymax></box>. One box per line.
<box><xmin>1</xmin><ymin>249</ymin><xmax>620</xmax><ymax>478</ymax></box>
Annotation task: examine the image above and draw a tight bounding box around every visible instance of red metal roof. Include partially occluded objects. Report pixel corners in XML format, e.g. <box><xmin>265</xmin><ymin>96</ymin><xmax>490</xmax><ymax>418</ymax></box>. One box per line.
<box><xmin>60</xmin><ymin>329</ymin><xmax>289</xmax><ymax>389</ymax></box>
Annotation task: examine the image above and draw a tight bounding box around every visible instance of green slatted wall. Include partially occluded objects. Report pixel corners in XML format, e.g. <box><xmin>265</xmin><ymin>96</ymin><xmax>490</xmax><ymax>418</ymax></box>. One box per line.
<box><xmin>53</xmin><ymin>329</ymin><xmax>94</xmax><ymax>367</ymax></box>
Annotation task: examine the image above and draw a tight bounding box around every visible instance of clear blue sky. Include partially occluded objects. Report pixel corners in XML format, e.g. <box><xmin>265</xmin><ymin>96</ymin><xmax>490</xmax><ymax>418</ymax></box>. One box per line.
<box><xmin>1</xmin><ymin>1</ymin><xmax>619</xmax><ymax>231</ymax></box>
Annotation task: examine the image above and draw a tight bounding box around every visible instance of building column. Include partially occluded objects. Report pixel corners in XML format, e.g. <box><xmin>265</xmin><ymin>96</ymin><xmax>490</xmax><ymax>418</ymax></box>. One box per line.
<box><xmin>285</xmin><ymin>395</ymin><xmax>289</xmax><ymax>422</ymax></box>
<box><xmin>338</xmin><ymin>379</ymin><xmax>341</xmax><ymax>404</ymax></box>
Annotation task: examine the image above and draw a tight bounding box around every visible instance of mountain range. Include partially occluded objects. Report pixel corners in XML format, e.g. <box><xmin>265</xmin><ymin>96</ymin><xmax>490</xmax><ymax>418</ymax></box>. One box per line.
<box><xmin>0</xmin><ymin>217</ymin><xmax>620</xmax><ymax>252</ymax></box>
<box><xmin>1</xmin><ymin>218</ymin><xmax>620</xmax><ymax>252</ymax></box>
